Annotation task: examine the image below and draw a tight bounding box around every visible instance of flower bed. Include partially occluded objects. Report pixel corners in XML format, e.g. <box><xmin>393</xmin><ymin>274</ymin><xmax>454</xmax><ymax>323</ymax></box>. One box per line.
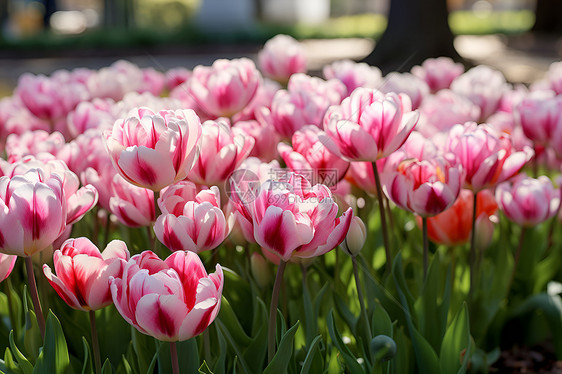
<box><xmin>0</xmin><ymin>34</ymin><xmax>562</xmax><ymax>374</ymax></box>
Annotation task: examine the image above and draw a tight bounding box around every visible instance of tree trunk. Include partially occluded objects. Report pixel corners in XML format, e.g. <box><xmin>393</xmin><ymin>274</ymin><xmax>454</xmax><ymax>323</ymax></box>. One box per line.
<box><xmin>532</xmin><ymin>0</ymin><xmax>562</xmax><ymax>34</ymax></box>
<box><xmin>362</xmin><ymin>0</ymin><xmax>463</xmax><ymax>74</ymax></box>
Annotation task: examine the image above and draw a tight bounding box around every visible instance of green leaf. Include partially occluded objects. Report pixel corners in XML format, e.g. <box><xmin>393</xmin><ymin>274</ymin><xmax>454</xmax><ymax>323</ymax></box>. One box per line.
<box><xmin>9</xmin><ymin>331</ymin><xmax>33</xmax><ymax>374</ymax></box>
<box><xmin>371</xmin><ymin>301</ymin><xmax>392</xmax><ymax>337</ymax></box>
<box><xmin>80</xmin><ymin>338</ymin><xmax>93</xmax><ymax>374</ymax></box>
<box><xmin>212</xmin><ymin>325</ymin><xmax>227</xmax><ymax>374</ymax></box>
<box><xmin>215</xmin><ymin>321</ymin><xmax>251</xmax><ymax>374</ymax></box>
<box><xmin>392</xmin><ymin>253</ymin><xmax>440</xmax><ymax>374</ymax></box>
<box><xmin>131</xmin><ymin>327</ymin><xmax>154</xmax><ymax>374</ymax></box>
<box><xmin>101</xmin><ymin>359</ymin><xmax>112</xmax><ymax>374</ymax></box>
<box><xmin>299</xmin><ymin>335</ymin><xmax>322</xmax><ymax>374</ymax></box>
<box><xmin>199</xmin><ymin>361</ymin><xmax>214</xmax><ymax>374</ymax></box>
<box><xmin>116</xmin><ymin>355</ymin><xmax>132</xmax><ymax>374</ymax></box>
<box><xmin>33</xmin><ymin>311</ymin><xmax>70</xmax><ymax>374</ymax></box>
<box><xmin>439</xmin><ymin>303</ymin><xmax>471</xmax><ymax>374</ymax></box>
<box><xmin>3</xmin><ymin>347</ymin><xmax>22</xmax><ymax>374</ymax></box>
<box><xmin>217</xmin><ymin>297</ymin><xmax>252</xmax><ymax>346</ymax></box>
<box><xmin>263</xmin><ymin>321</ymin><xmax>299</xmax><ymax>374</ymax></box>
<box><xmin>145</xmin><ymin>339</ymin><xmax>164</xmax><ymax>374</ymax></box>
<box><xmin>326</xmin><ymin>310</ymin><xmax>363</xmax><ymax>374</ymax></box>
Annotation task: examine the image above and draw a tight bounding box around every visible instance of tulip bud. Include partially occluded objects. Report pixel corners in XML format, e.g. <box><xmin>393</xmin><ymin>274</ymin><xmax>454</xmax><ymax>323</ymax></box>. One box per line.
<box><xmin>250</xmin><ymin>252</ymin><xmax>272</xmax><ymax>289</ymax></box>
<box><xmin>340</xmin><ymin>216</ymin><xmax>367</xmax><ymax>257</ymax></box>
<box><xmin>370</xmin><ymin>335</ymin><xmax>397</xmax><ymax>362</ymax></box>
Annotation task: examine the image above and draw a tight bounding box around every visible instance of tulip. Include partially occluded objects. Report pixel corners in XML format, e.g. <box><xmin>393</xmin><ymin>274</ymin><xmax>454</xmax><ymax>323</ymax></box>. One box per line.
<box><xmin>0</xmin><ymin>169</ymin><xmax>67</xmax><ymax>257</ymax></box>
<box><xmin>66</xmin><ymin>99</ymin><xmax>114</xmax><ymax>139</ymax></box>
<box><xmin>232</xmin><ymin>119</ymin><xmax>280</xmax><ymax>162</ymax></box>
<box><xmin>496</xmin><ymin>175</ymin><xmax>560</xmax><ymax>227</ymax></box>
<box><xmin>0</xmin><ymin>253</ymin><xmax>17</xmax><ymax>282</ymax></box>
<box><xmin>43</xmin><ymin>237</ymin><xmax>129</xmax><ymax>311</ymax></box>
<box><xmin>323</xmin><ymin>59</ymin><xmax>382</xmax><ymax>97</ymax></box>
<box><xmin>422</xmin><ymin>189</ymin><xmax>497</xmax><ymax>247</ymax></box>
<box><xmin>187</xmin><ymin>58</ymin><xmax>262</xmax><ymax>118</ymax></box>
<box><xmin>109</xmin><ymin>174</ymin><xmax>155</xmax><ymax>227</ymax></box>
<box><xmin>340</xmin><ymin>216</ymin><xmax>367</xmax><ymax>257</ymax></box>
<box><xmin>104</xmin><ymin>107</ymin><xmax>202</xmax><ymax>191</ymax></box>
<box><xmin>5</xmin><ymin>130</ymin><xmax>65</xmax><ymax>163</ymax></box>
<box><xmin>165</xmin><ymin>67</ymin><xmax>192</xmax><ymax>91</ymax></box>
<box><xmin>110</xmin><ymin>250</ymin><xmax>223</xmax><ymax>342</ymax></box>
<box><xmin>277</xmin><ymin>125</ymin><xmax>349</xmax><ymax>187</ymax></box>
<box><xmin>382</xmin><ymin>154</ymin><xmax>462</xmax><ymax>217</ymax></box>
<box><xmin>265</xmin><ymin>73</ymin><xmax>346</xmax><ymax>139</ymax></box>
<box><xmin>411</xmin><ymin>57</ymin><xmax>464</xmax><ymax>93</ymax></box>
<box><xmin>250</xmin><ymin>172</ymin><xmax>353</xmax><ymax>262</ymax></box>
<box><xmin>87</xmin><ymin>60</ymin><xmax>143</xmax><ymax>101</ymax></box>
<box><xmin>188</xmin><ymin>119</ymin><xmax>254</xmax><ymax>186</ymax></box>
<box><xmin>450</xmin><ymin>65</ymin><xmax>507</xmax><ymax>121</ymax></box>
<box><xmin>516</xmin><ymin>93</ymin><xmax>562</xmax><ymax>148</ymax></box>
<box><xmin>379</xmin><ymin>72</ymin><xmax>429</xmax><ymax>110</ymax></box>
<box><xmin>321</xmin><ymin>88</ymin><xmax>418</xmax><ymax>162</ymax></box>
<box><xmin>446</xmin><ymin>122</ymin><xmax>532</xmax><ymax>192</ymax></box>
<box><xmin>547</xmin><ymin>61</ymin><xmax>562</xmax><ymax>95</ymax></box>
<box><xmin>5</xmin><ymin>154</ymin><xmax>98</xmax><ymax>225</ymax></box>
<box><xmin>258</xmin><ymin>34</ymin><xmax>307</xmax><ymax>84</ymax></box>
<box><xmin>154</xmin><ymin>182</ymin><xmax>231</xmax><ymax>253</ymax></box>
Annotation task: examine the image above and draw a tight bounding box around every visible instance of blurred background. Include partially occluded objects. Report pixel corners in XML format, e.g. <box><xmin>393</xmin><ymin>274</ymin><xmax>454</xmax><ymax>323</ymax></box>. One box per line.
<box><xmin>0</xmin><ymin>0</ymin><xmax>560</xmax><ymax>94</ymax></box>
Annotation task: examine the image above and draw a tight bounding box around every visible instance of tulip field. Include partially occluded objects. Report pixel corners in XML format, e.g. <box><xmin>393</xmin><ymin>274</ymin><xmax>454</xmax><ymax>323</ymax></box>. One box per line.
<box><xmin>1</xmin><ymin>33</ymin><xmax>562</xmax><ymax>373</ymax></box>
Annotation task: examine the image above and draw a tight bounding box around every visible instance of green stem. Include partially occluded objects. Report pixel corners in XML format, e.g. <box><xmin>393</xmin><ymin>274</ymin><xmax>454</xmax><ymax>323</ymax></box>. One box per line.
<box><xmin>24</xmin><ymin>256</ymin><xmax>45</xmax><ymax>339</ymax></box>
<box><xmin>89</xmin><ymin>310</ymin><xmax>102</xmax><ymax>374</ymax></box>
<box><xmin>545</xmin><ymin>185</ymin><xmax>562</xmax><ymax>256</ymax></box>
<box><xmin>352</xmin><ymin>255</ymin><xmax>371</xmax><ymax>342</ymax></box>
<box><xmin>170</xmin><ymin>341</ymin><xmax>180</xmax><ymax>374</ymax></box>
<box><xmin>468</xmin><ymin>191</ymin><xmax>478</xmax><ymax>301</ymax></box>
<box><xmin>268</xmin><ymin>260</ymin><xmax>287</xmax><ymax>363</ymax></box>
<box><xmin>153</xmin><ymin>190</ymin><xmax>161</xmax><ymax>219</ymax></box>
<box><xmin>506</xmin><ymin>227</ymin><xmax>527</xmax><ymax>297</ymax></box>
<box><xmin>422</xmin><ymin>216</ymin><xmax>429</xmax><ymax>280</ymax></box>
<box><xmin>372</xmin><ymin>162</ymin><xmax>391</xmax><ymax>273</ymax></box>
<box><xmin>102</xmin><ymin>210</ymin><xmax>111</xmax><ymax>248</ymax></box>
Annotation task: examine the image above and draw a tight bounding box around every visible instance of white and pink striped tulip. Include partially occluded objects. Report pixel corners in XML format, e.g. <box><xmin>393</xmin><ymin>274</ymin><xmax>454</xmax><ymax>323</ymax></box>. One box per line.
<box><xmin>188</xmin><ymin>119</ymin><xmax>254</xmax><ymax>186</ymax></box>
<box><xmin>43</xmin><ymin>237</ymin><xmax>130</xmax><ymax>311</ymax></box>
<box><xmin>104</xmin><ymin>107</ymin><xmax>202</xmax><ymax>191</ymax></box>
<box><xmin>0</xmin><ymin>253</ymin><xmax>17</xmax><ymax>282</ymax></box>
<box><xmin>109</xmin><ymin>174</ymin><xmax>155</xmax><ymax>228</ymax></box>
<box><xmin>496</xmin><ymin>175</ymin><xmax>560</xmax><ymax>227</ymax></box>
<box><xmin>187</xmin><ymin>58</ymin><xmax>262</xmax><ymax>118</ymax></box>
<box><xmin>110</xmin><ymin>250</ymin><xmax>223</xmax><ymax>342</ymax></box>
<box><xmin>154</xmin><ymin>182</ymin><xmax>231</xmax><ymax>253</ymax></box>
<box><xmin>411</xmin><ymin>57</ymin><xmax>464</xmax><ymax>93</ymax></box>
<box><xmin>323</xmin><ymin>59</ymin><xmax>382</xmax><ymax>97</ymax></box>
<box><xmin>258</xmin><ymin>34</ymin><xmax>307</xmax><ymax>84</ymax></box>
<box><xmin>321</xmin><ymin>88</ymin><xmax>418</xmax><ymax>162</ymax></box>
<box><xmin>0</xmin><ymin>169</ymin><xmax>67</xmax><ymax>257</ymax></box>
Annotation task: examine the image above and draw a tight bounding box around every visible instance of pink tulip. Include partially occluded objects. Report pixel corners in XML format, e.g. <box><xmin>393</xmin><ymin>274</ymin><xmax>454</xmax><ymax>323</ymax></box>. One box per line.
<box><xmin>5</xmin><ymin>130</ymin><xmax>65</xmax><ymax>163</ymax></box>
<box><xmin>0</xmin><ymin>97</ymin><xmax>50</xmax><ymax>146</ymax></box>
<box><xmin>43</xmin><ymin>237</ymin><xmax>129</xmax><ymax>311</ymax></box>
<box><xmin>188</xmin><ymin>119</ymin><xmax>254</xmax><ymax>186</ymax></box>
<box><xmin>165</xmin><ymin>67</ymin><xmax>192</xmax><ymax>91</ymax></box>
<box><xmin>109</xmin><ymin>174</ymin><xmax>155</xmax><ymax>227</ymax></box>
<box><xmin>110</xmin><ymin>250</ymin><xmax>223</xmax><ymax>342</ymax></box>
<box><xmin>0</xmin><ymin>253</ymin><xmax>17</xmax><ymax>282</ymax></box>
<box><xmin>187</xmin><ymin>58</ymin><xmax>262</xmax><ymax>118</ymax></box>
<box><xmin>411</xmin><ymin>57</ymin><xmax>464</xmax><ymax>93</ymax></box>
<box><xmin>16</xmin><ymin>72</ymin><xmax>89</xmax><ymax>121</ymax></box>
<box><xmin>382</xmin><ymin>153</ymin><xmax>462</xmax><ymax>217</ymax></box>
<box><xmin>155</xmin><ymin>182</ymin><xmax>231</xmax><ymax>253</ymax></box>
<box><xmin>422</xmin><ymin>188</ymin><xmax>498</xmax><ymax>247</ymax></box>
<box><xmin>112</xmin><ymin>92</ymin><xmax>184</xmax><ymax>120</ymax></box>
<box><xmin>139</xmin><ymin>67</ymin><xmax>165</xmax><ymax>96</ymax></box>
<box><xmin>446</xmin><ymin>122</ymin><xmax>532</xmax><ymax>191</ymax></box>
<box><xmin>277</xmin><ymin>125</ymin><xmax>349</xmax><ymax>187</ymax></box>
<box><xmin>0</xmin><ymin>169</ymin><xmax>67</xmax><ymax>257</ymax></box>
<box><xmin>258</xmin><ymin>34</ymin><xmax>307</xmax><ymax>84</ymax></box>
<box><xmin>232</xmin><ymin>118</ymin><xmax>281</xmax><ymax>162</ymax></box>
<box><xmin>496</xmin><ymin>174</ymin><xmax>560</xmax><ymax>227</ymax></box>
<box><xmin>5</xmin><ymin>154</ymin><xmax>98</xmax><ymax>225</ymax></box>
<box><xmin>380</xmin><ymin>72</ymin><xmax>429</xmax><ymax>110</ymax></box>
<box><xmin>416</xmin><ymin>90</ymin><xmax>480</xmax><ymax>137</ymax></box>
<box><xmin>240</xmin><ymin>172</ymin><xmax>353</xmax><ymax>261</ymax></box>
<box><xmin>66</xmin><ymin>99</ymin><xmax>114</xmax><ymax>139</ymax></box>
<box><xmin>323</xmin><ymin>59</ymin><xmax>382</xmax><ymax>97</ymax></box>
<box><xmin>265</xmin><ymin>73</ymin><xmax>346</xmax><ymax>139</ymax></box>
<box><xmin>516</xmin><ymin>92</ymin><xmax>562</xmax><ymax>147</ymax></box>
<box><xmin>451</xmin><ymin>65</ymin><xmax>507</xmax><ymax>121</ymax></box>
<box><xmin>104</xmin><ymin>107</ymin><xmax>202</xmax><ymax>191</ymax></box>
<box><xmin>346</xmin><ymin>161</ymin><xmax>381</xmax><ymax>196</ymax></box>
<box><xmin>87</xmin><ymin>60</ymin><xmax>143</xmax><ymax>101</ymax></box>
<box><xmin>321</xmin><ymin>88</ymin><xmax>418</xmax><ymax>162</ymax></box>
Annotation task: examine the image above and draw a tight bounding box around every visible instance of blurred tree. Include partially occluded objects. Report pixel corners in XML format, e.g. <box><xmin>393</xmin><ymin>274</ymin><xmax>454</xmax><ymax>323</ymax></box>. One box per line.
<box><xmin>363</xmin><ymin>0</ymin><xmax>462</xmax><ymax>74</ymax></box>
<box><xmin>104</xmin><ymin>0</ymin><xmax>135</xmax><ymax>28</ymax></box>
<box><xmin>532</xmin><ymin>0</ymin><xmax>562</xmax><ymax>34</ymax></box>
